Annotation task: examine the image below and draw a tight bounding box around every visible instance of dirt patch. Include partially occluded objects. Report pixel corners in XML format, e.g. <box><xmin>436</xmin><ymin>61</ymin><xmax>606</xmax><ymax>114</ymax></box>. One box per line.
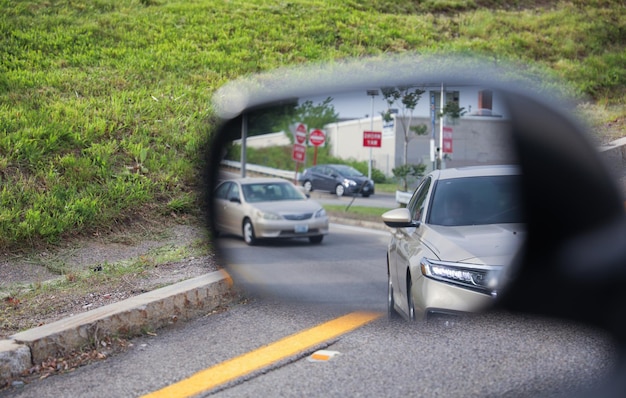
<box><xmin>0</xmin><ymin>217</ymin><xmax>220</xmax><ymax>340</ymax></box>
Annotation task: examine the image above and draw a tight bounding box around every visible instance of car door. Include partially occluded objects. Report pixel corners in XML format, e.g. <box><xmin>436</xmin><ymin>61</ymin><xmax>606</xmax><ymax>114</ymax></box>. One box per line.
<box><xmin>215</xmin><ymin>181</ymin><xmax>243</xmax><ymax>236</ymax></box>
<box><xmin>314</xmin><ymin>166</ymin><xmax>333</xmax><ymax>192</ymax></box>
<box><xmin>391</xmin><ymin>176</ymin><xmax>433</xmax><ymax>316</ymax></box>
<box><xmin>308</xmin><ymin>166</ymin><xmax>325</xmax><ymax>191</ymax></box>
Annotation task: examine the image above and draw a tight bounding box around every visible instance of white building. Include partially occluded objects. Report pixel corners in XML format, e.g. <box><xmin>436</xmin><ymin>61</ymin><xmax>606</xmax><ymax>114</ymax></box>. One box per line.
<box><xmin>325</xmin><ymin>86</ymin><xmax>516</xmax><ymax>177</ymax></box>
<box><xmin>234</xmin><ymin>86</ymin><xmax>517</xmax><ymax>181</ymax></box>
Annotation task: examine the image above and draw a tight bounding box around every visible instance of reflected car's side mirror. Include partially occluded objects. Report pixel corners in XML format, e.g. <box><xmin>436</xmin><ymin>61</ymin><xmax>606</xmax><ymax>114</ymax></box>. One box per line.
<box><xmin>382</xmin><ymin>208</ymin><xmax>420</xmax><ymax>229</ymax></box>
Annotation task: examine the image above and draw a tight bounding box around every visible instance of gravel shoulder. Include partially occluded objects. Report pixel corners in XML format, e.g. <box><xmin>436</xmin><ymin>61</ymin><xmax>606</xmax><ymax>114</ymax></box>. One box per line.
<box><xmin>0</xmin><ymin>216</ymin><xmax>218</xmax><ymax>340</ymax></box>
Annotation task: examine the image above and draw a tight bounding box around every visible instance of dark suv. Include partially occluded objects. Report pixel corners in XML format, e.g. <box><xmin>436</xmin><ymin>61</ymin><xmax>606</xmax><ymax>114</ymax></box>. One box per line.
<box><xmin>298</xmin><ymin>164</ymin><xmax>375</xmax><ymax>197</ymax></box>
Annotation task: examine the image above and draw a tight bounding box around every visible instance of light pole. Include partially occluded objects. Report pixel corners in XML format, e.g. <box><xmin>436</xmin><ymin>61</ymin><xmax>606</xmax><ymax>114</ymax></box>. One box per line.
<box><xmin>439</xmin><ymin>82</ymin><xmax>446</xmax><ymax>170</ymax></box>
<box><xmin>366</xmin><ymin>89</ymin><xmax>379</xmax><ymax>180</ymax></box>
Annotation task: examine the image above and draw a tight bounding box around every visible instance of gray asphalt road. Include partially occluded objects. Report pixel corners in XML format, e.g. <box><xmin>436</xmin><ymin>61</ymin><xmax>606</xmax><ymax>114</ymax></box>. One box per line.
<box><xmin>308</xmin><ymin>191</ymin><xmax>398</xmax><ymax>209</ymax></box>
<box><xmin>2</xmin><ymin>224</ymin><xmax>615</xmax><ymax>398</ymax></box>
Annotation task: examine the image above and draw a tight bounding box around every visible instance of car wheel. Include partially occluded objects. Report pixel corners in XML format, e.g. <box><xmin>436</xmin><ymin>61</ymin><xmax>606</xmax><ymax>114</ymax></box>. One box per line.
<box><xmin>335</xmin><ymin>184</ymin><xmax>345</xmax><ymax>197</ymax></box>
<box><xmin>407</xmin><ymin>277</ymin><xmax>416</xmax><ymax>322</ymax></box>
<box><xmin>303</xmin><ymin>180</ymin><xmax>313</xmax><ymax>192</ymax></box>
<box><xmin>309</xmin><ymin>235</ymin><xmax>323</xmax><ymax>244</ymax></box>
<box><xmin>242</xmin><ymin>219</ymin><xmax>257</xmax><ymax>246</ymax></box>
<box><xmin>362</xmin><ymin>193</ymin><xmax>370</xmax><ymax>198</ymax></box>
<box><xmin>387</xmin><ymin>273</ymin><xmax>400</xmax><ymax>319</ymax></box>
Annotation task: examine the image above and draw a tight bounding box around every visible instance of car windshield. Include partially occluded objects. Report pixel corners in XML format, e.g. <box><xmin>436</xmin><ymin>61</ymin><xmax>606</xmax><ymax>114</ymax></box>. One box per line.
<box><xmin>334</xmin><ymin>165</ymin><xmax>363</xmax><ymax>177</ymax></box>
<box><xmin>428</xmin><ymin>175</ymin><xmax>523</xmax><ymax>226</ymax></box>
<box><xmin>242</xmin><ymin>182</ymin><xmax>306</xmax><ymax>203</ymax></box>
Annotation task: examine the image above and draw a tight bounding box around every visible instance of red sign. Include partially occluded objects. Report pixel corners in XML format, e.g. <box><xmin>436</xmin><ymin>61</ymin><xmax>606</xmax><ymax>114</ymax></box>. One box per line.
<box><xmin>295</xmin><ymin>123</ymin><xmax>307</xmax><ymax>144</ymax></box>
<box><xmin>442</xmin><ymin>126</ymin><xmax>453</xmax><ymax>154</ymax></box>
<box><xmin>309</xmin><ymin>129</ymin><xmax>326</xmax><ymax>147</ymax></box>
<box><xmin>292</xmin><ymin>143</ymin><xmax>306</xmax><ymax>162</ymax></box>
<box><xmin>363</xmin><ymin>131</ymin><xmax>382</xmax><ymax>148</ymax></box>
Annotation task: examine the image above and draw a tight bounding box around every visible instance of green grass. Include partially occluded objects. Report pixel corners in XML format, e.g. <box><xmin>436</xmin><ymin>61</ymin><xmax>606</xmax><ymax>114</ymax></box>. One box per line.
<box><xmin>1</xmin><ymin>0</ymin><xmax>625</xmax><ymax>251</ymax></box>
<box><xmin>375</xmin><ymin>183</ymin><xmax>400</xmax><ymax>194</ymax></box>
<box><xmin>324</xmin><ymin>204</ymin><xmax>394</xmax><ymax>223</ymax></box>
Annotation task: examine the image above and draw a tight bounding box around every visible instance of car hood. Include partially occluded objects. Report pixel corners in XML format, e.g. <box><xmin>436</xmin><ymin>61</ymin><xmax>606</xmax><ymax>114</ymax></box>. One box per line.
<box><xmin>250</xmin><ymin>199</ymin><xmax>323</xmax><ymax>215</ymax></box>
<box><xmin>425</xmin><ymin>223</ymin><xmax>525</xmax><ymax>266</ymax></box>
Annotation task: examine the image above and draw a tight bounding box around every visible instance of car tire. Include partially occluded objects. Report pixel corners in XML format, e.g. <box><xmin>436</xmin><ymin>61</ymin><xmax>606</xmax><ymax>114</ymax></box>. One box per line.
<box><xmin>242</xmin><ymin>219</ymin><xmax>257</xmax><ymax>246</ymax></box>
<box><xmin>387</xmin><ymin>273</ymin><xmax>400</xmax><ymax>320</ymax></box>
<box><xmin>303</xmin><ymin>180</ymin><xmax>313</xmax><ymax>192</ymax></box>
<box><xmin>362</xmin><ymin>193</ymin><xmax>370</xmax><ymax>198</ymax></box>
<box><xmin>335</xmin><ymin>184</ymin><xmax>345</xmax><ymax>197</ymax></box>
<box><xmin>309</xmin><ymin>235</ymin><xmax>323</xmax><ymax>244</ymax></box>
<box><xmin>407</xmin><ymin>276</ymin><xmax>416</xmax><ymax>322</ymax></box>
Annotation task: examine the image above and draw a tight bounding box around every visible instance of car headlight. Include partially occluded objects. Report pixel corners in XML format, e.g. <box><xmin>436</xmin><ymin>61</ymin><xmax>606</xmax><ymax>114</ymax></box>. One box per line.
<box><xmin>343</xmin><ymin>178</ymin><xmax>357</xmax><ymax>187</ymax></box>
<box><xmin>314</xmin><ymin>208</ymin><xmax>327</xmax><ymax>218</ymax></box>
<box><xmin>254</xmin><ymin>209</ymin><xmax>282</xmax><ymax>220</ymax></box>
<box><xmin>420</xmin><ymin>258</ymin><xmax>500</xmax><ymax>296</ymax></box>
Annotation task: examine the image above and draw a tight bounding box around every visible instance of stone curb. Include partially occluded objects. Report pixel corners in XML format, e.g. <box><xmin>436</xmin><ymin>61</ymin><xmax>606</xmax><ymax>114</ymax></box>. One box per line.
<box><xmin>1</xmin><ymin>271</ymin><xmax>233</xmax><ymax>383</ymax></box>
<box><xmin>330</xmin><ymin>216</ymin><xmax>388</xmax><ymax>231</ymax></box>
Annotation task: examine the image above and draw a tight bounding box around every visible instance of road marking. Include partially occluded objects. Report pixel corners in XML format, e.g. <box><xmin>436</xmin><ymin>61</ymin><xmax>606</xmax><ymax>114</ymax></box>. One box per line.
<box><xmin>308</xmin><ymin>349</ymin><xmax>341</xmax><ymax>362</ymax></box>
<box><xmin>141</xmin><ymin>311</ymin><xmax>382</xmax><ymax>398</ymax></box>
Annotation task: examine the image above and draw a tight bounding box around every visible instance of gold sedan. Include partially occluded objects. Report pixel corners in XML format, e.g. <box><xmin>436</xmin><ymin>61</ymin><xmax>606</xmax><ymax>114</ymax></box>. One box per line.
<box><xmin>383</xmin><ymin>165</ymin><xmax>525</xmax><ymax>321</ymax></box>
<box><xmin>214</xmin><ymin>177</ymin><xmax>329</xmax><ymax>245</ymax></box>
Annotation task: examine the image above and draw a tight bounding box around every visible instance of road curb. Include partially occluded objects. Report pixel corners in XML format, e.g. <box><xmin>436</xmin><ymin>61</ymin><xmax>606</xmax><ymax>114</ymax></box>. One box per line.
<box><xmin>330</xmin><ymin>216</ymin><xmax>387</xmax><ymax>231</ymax></box>
<box><xmin>1</xmin><ymin>270</ymin><xmax>233</xmax><ymax>383</ymax></box>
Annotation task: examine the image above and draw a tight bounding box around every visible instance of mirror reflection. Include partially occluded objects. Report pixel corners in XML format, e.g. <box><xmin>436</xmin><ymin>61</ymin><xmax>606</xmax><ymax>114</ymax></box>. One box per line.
<box><xmin>212</xmin><ymin>81</ymin><xmax>522</xmax><ymax>320</ymax></box>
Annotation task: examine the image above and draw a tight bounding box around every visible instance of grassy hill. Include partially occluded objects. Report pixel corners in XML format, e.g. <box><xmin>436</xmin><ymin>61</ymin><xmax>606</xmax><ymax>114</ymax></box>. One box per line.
<box><xmin>1</xmin><ymin>0</ymin><xmax>625</xmax><ymax>250</ymax></box>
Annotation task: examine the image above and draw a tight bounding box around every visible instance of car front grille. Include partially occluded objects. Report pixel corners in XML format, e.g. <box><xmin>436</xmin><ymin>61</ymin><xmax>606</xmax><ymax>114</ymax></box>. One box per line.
<box><xmin>283</xmin><ymin>213</ymin><xmax>313</xmax><ymax>221</ymax></box>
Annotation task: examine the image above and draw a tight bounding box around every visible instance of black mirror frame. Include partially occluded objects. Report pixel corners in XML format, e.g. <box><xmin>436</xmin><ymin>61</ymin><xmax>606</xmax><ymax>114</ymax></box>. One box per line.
<box><xmin>202</xmin><ymin>54</ymin><xmax>626</xmax><ymax>396</ymax></box>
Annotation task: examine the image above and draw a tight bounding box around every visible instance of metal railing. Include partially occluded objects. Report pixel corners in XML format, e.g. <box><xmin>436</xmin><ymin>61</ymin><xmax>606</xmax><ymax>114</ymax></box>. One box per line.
<box><xmin>222</xmin><ymin>159</ymin><xmax>414</xmax><ymax>204</ymax></box>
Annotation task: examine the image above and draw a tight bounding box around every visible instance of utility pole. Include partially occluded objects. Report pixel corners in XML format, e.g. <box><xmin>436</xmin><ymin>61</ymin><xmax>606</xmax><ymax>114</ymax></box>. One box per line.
<box><xmin>439</xmin><ymin>83</ymin><xmax>446</xmax><ymax>170</ymax></box>
<box><xmin>240</xmin><ymin>113</ymin><xmax>247</xmax><ymax>178</ymax></box>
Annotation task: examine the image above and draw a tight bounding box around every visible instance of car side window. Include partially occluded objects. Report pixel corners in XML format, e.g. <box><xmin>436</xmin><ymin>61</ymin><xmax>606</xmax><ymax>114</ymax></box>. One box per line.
<box><xmin>215</xmin><ymin>182</ymin><xmax>232</xmax><ymax>200</ymax></box>
<box><xmin>228</xmin><ymin>184</ymin><xmax>240</xmax><ymax>201</ymax></box>
<box><xmin>407</xmin><ymin>177</ymin><xmax>431</xmax><ymax>222</ymax></box>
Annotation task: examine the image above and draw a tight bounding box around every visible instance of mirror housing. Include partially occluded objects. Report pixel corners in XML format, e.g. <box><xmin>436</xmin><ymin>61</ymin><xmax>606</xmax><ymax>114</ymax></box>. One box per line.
<box><xmin>204</xmin><ymin>53</ymin><xmax>626</xmax><ymax>355</ymax></box>
<box><xmin>382</xmin><ymin>208</ymin><xmax>419</xmax><ymax>228</ymax></box>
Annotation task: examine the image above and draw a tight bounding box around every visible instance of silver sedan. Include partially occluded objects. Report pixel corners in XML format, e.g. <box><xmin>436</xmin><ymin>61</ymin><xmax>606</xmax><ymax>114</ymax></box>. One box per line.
<box><xmin>214</xmin><ymin>177</ymin><xmax>329</xmax><ymax>245</ymax></box>
<box><xmin>382</xmin><ymin>165</ymin><xmax>525</xmax><ymax>321</ymax></box>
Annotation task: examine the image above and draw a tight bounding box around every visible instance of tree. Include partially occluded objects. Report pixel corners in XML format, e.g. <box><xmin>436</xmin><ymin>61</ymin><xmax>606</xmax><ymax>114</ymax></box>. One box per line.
<box><xmin>391</xmin><ymin>163</ymin><xmax>427</xmax><ymax>193</ymax></box>
<box><xmin>271</xmin><ymin>97</ymin><xmax>339</xmax><ymax>143</ymax></box>
<box><xmin>292</xmin><ymin>97</ymin><xmax>339</xmax><ymax>134</ymax></box>
<box><xmin>381</xmin><ymin>86</ymin><xmax>428</xmax><ymax>191</ymax></box>
<box><xmin>439</xmin><ymin>101</ymin><xmax>467</xmax><ymax>124</ymax></box>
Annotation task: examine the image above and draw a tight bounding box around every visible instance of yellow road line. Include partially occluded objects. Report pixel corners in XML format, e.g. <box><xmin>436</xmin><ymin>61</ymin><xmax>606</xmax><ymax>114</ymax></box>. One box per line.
<box><xmin>141</xmin><ymin>311</ymin><xmax>382</xmax><ymax>398</ymax></box>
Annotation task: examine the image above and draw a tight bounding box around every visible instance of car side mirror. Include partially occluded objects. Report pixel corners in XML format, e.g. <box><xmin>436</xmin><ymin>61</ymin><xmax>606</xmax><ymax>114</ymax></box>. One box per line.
<box><xmin>203</xmin><ymin>53</ymin><xmax>626</xmax><ymax>396</ymax></box>
<box><xmin>382</xmin><ymin>208</ymin><xmax>420</xmax><ymax>229</ymax></box>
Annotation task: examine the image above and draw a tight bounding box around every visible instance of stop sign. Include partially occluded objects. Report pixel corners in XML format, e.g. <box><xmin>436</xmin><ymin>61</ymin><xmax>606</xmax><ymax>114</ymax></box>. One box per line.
<box><xmin>309</xmin><ymin>129</ymin><xmax>326</xmax><ymax>147</ymax></box>
<box><xmin>295</xmin><ymin>123</ymin><xmax>307</xmax><ymax>144</ymax></box>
